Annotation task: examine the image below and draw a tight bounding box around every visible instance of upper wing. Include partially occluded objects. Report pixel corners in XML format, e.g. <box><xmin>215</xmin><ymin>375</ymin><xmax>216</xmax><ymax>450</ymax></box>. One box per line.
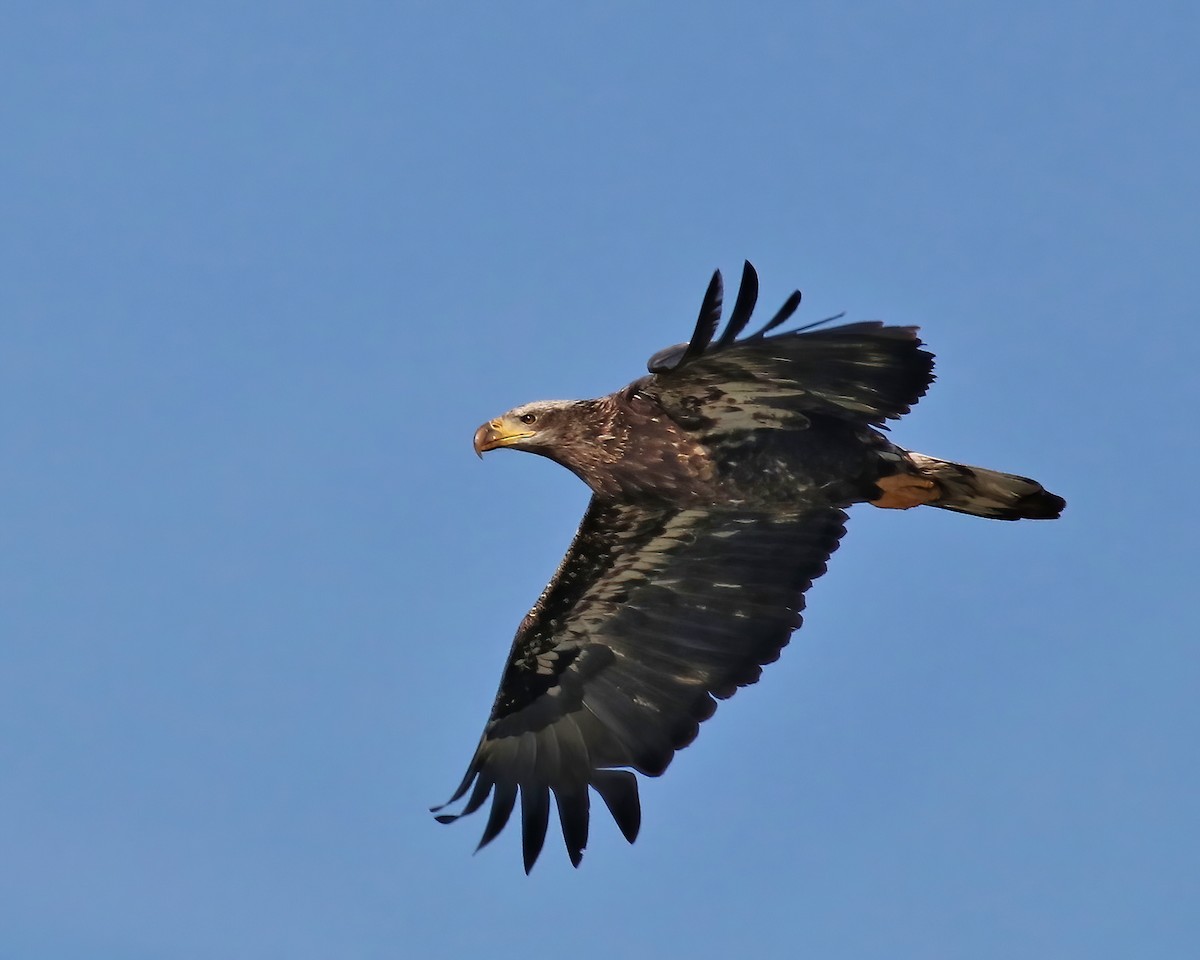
<box><xmin>645</xmin><ymin>262</ymin><xmax>936</xmax><ymax>434</ymax></box>
<box><xmin>434</xmin><ymin>497</ymin><xmax>847</xmax><ymax>871</ymax></box>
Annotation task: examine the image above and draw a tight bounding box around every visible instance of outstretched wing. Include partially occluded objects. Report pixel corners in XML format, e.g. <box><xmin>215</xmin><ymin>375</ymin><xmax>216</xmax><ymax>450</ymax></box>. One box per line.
<box><xmin>434</xmin><ymin>498</ymin><xmax>847</xmax><ymax>871</ymax></box>
<box><xmin>645</xmin><ymin>262</ymin><xmax>935</xmax><ymax>435</ymax></box>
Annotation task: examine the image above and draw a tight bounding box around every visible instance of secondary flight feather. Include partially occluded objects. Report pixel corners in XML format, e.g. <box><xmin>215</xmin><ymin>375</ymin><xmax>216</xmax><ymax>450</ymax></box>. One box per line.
<box><xmin>434</xmin><ymin>263</ymin><xmax>1065</xmax><ymax>871</ymax></box>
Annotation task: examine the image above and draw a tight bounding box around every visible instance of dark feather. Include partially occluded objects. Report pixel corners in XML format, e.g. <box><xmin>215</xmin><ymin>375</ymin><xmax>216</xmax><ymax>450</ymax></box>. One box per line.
<box><xmin>715</xmin><ymin>261</ymin><xmax>759</xmax><ymax>348</ymax></box>
<box><xmin>792</xmin><ymin>310</ymin><xmax>847</xmax><ymax>333</ymax></box>
<box><xmin>476</xmin><ymin>776</ymin><xmax>517</xmax><ymax>851</ymax></box>
<box><xmin>431</xmin><ymin>754</ymin><xmax>479</xmax><ymax>812</ymax></box>
<box><xmin>592</xmin><ymin>770</ymin><xmax>641</xmax><ymax>844</ymax></box>
<box><xmin>748</xmin><ymin>289</ymin><xmax>802</xmax><ymax>338</ymax></box>
<box><xmin>520</xmin><ymin>785</ymin><xmax>551</xmax><ymax>873</ymax></box>
<box><xmin>677</xmin><ymin>269</ymin><xmax>724</xmax><ymax>367</ymax></box>
<box><xmin>554</xmin><ymin>787</ymin><xmax>590</xmax><ymax>867</ymax></box>
<box><xmin>431</xmin><ymin>770</ymin><xmax>492</xmax><ymax>824</ymax></box>
<box><xmin>647</xmin><ymin>269</ymin><xmax>726</xmax><ymax>372</ymax></box>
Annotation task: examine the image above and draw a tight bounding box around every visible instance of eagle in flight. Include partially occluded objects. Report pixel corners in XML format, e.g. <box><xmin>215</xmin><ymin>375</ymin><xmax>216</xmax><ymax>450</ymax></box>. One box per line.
<box><xmin>435</xmin><ymin>263</ymin><xmax>1064</xmax><ymax>871</ymax></box>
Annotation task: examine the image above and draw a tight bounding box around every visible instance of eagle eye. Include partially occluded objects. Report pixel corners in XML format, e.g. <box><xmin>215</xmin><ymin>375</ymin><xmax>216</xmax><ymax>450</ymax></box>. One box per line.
<box><xmin>519</xmin><ymin>413</ymin><xmax>538</xmax><ymax>425</ymax></box>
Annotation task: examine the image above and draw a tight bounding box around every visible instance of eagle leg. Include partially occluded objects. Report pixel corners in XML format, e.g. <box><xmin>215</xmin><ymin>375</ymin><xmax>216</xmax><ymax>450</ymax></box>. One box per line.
<box><xmin>869</xmin><ymin>474</ymin><xmax>940</xmax><ymax>510</ymax></box>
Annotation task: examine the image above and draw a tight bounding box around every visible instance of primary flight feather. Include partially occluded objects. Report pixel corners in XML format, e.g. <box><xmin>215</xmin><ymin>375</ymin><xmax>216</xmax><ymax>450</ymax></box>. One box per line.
<box><xmin>434</xmin><ymin>263</ymin><xmax>1065</xmax><ymax>872</ymax></box>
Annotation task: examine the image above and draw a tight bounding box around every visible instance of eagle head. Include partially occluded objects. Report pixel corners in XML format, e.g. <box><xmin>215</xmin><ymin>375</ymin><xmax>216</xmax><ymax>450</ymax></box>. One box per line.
<box><xmin>473</xmin><ymin>400</ymin><xmax>585</xmax><ymax>458</ymax></box>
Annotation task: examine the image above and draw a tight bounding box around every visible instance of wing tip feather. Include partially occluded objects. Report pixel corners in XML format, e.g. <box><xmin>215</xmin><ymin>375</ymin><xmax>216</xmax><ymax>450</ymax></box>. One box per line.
<box><xmin>593</xmin><ymin>770</ymin><xmax>642</xmax><ymax>845</ymax></box>
<box><xmin>650</xmin><ymin>262</ymin><xmax>819</xmax><ymax>371</ymax></box>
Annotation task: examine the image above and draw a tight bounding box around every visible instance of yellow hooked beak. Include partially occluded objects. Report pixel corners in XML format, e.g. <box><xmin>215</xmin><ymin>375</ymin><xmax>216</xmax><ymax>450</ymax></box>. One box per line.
<box><xmin>473</xmin><ymin>417</ymin><xmax>535</xmax><ymax>457</ymax></box>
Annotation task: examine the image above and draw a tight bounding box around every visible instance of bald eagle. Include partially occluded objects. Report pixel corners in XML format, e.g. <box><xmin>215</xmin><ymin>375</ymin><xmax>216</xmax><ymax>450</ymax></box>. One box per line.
<box><xmin>435</xmin><ymin>263</ymin><xmax>1064</xmax><ymax>871</ymax></box>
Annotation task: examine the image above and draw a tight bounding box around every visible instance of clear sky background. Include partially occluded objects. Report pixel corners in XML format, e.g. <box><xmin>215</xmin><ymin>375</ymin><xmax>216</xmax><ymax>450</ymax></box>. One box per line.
<box><xmin>3</xmin><ymin>2</ymin><xmax>1197</xmax><ymax>957</ymax></box>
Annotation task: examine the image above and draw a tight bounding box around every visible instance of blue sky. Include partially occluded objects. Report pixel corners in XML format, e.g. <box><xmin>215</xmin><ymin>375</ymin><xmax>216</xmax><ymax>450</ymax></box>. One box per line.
<box><xmin>3</xmin><ymin>2</ymin><xmax>1197</xmax><ymax>957</ymax></box>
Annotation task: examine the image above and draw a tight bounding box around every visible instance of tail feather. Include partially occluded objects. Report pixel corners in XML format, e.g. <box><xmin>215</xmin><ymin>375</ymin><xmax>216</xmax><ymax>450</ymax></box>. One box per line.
<box><xmin>909</xmin><ymin>453</ymin><xmax>1065</xmax><ymax>521</ymax></box>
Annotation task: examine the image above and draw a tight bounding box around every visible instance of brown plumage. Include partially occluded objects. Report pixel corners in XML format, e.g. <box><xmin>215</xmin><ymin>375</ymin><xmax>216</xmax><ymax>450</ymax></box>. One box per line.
<box><xmin>437</xmin><ymin>262</ymin><xmax>1065</xmax><ymax>871</ymax></box>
